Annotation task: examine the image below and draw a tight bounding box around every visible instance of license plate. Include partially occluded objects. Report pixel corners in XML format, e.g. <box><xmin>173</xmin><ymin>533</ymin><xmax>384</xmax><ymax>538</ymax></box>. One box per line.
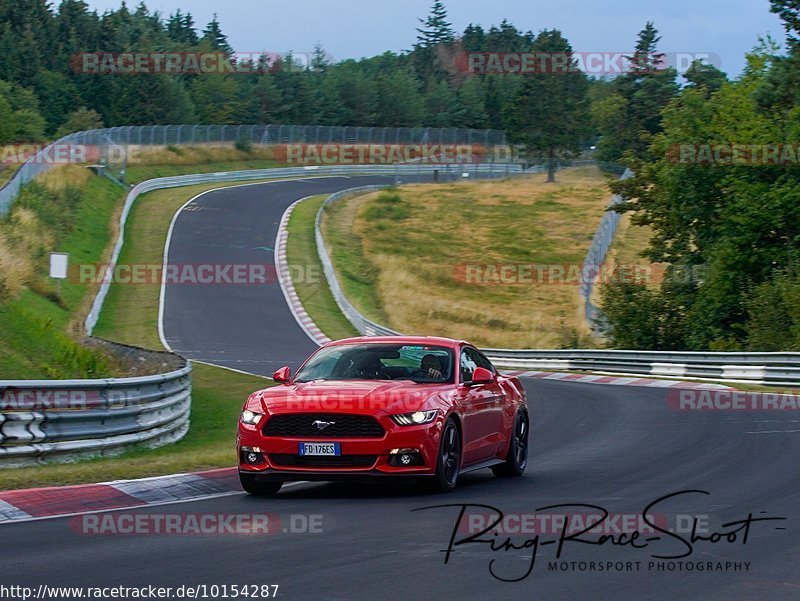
<box><xmin>299</xmin><ymin>442</ymin><xmax>341</xmax><ymax>456</ymax></box>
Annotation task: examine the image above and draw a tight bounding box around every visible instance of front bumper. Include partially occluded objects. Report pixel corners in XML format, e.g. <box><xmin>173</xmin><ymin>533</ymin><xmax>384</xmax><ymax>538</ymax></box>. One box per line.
<box><xmin>237</xmin><ymin>413</ymin><xmax>443</xmax><ymax>479</ymax></box>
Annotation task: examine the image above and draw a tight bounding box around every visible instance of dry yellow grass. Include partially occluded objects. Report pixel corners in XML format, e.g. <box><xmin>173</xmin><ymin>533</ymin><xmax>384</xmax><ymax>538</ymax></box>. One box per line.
<box><xmin>0</xmin><ymin>166</ymin><xmax>98</xmax><ymax>300</ymax></box>
<box><xmin>0</xmin><ymin>205</ymin><xmax>53</xmax><ymax>298</ymax></box>
<box><xmin>37</xmin><ymin>164</ymin><xmax>93</xmax><ymax>191</ymax></box>
<box><xmin>326</xmin><ymin>166</ymin><xmax>613</xmax><ymax>348</ymax></box>
<box><xmin>127</xmin><ymin>144</ymin><xmax>279</xmax><ymax>166</ymax></box>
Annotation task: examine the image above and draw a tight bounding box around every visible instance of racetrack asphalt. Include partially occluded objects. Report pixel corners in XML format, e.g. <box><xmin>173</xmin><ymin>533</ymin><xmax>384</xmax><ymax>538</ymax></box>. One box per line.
<box><xmin>1</xmin><ymin>176</ymin><xmax>797</xmax><ymax>600</ymax></box>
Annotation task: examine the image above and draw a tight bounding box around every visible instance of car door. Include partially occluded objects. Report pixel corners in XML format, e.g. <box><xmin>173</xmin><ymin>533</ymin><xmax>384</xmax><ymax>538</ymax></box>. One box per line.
<box><xmin>458</xmin><ymin>346</ymin><xmax>505</xmax><ymax>464</ymax></box>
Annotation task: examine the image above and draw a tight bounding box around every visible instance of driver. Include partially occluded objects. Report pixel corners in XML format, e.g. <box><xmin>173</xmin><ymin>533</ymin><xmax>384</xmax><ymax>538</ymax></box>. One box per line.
<box><xmin>420</xmin><ymin>354</ymin><xmax>443</xmax><ymax>379</ymax></box>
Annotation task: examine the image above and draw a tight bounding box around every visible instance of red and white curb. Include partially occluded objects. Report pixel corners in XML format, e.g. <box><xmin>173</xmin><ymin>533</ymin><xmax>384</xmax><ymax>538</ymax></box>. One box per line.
<box><xmin>0</xmin><ymin>468</ymin><xmax>241</xmax><ymax>524</ymax></box>
<box><xmin>275</xmin><ymin>197</ymin><xmax>331</xmax><ymax>346</ymax></box>
<box><xmin>0</xmin><ymin>373</ymin><xmax>733</xmax><ymax>524</ymax></box>
<box><xmin>504</xmin><ymin>370</ymin><xmax>733</xmax><ymax>389</ymax></box>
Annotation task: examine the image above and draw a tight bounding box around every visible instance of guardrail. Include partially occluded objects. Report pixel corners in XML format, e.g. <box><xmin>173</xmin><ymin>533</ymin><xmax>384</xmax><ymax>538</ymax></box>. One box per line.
<box><xmin>482</xmin><ymin>349</ymin><xmax>800</xmax><ymax>386</ymax></box>
<box><xmin>85</xmin><ymin>162</ymin><xmax>525</xmax><ymax>335</ymax></box>
<box><xmin>313</xmin><ymin>186</ymin><xmax>800</xmax><ymax>386</ymax></box>
<box><xmin>0</xmin><ymin>359</ymin><xmax>191</xmax><ymax>468</ymax></box>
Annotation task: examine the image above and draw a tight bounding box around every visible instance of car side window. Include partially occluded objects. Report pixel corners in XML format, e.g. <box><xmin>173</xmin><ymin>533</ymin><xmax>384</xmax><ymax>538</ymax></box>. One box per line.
<box><xmin>460</xmin><ymin>348</ymin><xmax>478</xmax><ymax>383</ymax></box>
<box><xmin>461</xmin><ymin>347</ymin><xmax>495</xmax><ymax>383</ymax></box>
<box><xmin>474</xmin><ymin>349</ymin><xmax>496</xmax><ymax>373</ymax></box>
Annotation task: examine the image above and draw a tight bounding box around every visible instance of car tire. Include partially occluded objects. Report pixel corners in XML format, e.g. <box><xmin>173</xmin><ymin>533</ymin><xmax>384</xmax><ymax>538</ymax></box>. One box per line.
<box><xmin>239</xmin><ymin>473</ymin><xmax>283</xmax><ymax>496</ymax></box>
<box><xmin>492</xmin><ymin>410</ymin><xmax>528</xmax><ymax>478</ymax></box>
<box><xmin>425</xmin><ymin>417</ymin><xmax>461</xmax><ymax>493</ymax></box>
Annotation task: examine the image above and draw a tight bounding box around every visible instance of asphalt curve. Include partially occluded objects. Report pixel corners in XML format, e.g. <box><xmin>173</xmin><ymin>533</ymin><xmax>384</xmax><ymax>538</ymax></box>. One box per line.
<box><xmin>1</xmin><ymin>177</ymin><xmax>798</xmax><ymax>601</ymax></box>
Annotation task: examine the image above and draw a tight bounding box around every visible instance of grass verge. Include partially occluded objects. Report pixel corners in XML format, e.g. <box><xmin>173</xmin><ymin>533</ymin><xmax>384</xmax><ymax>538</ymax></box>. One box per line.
<box><xmin>0</xmin><ymin>362</ymin><xmax>266</xmax><ymax>490</ymax></box>
<box><xmin>321</xmin><ymin>167</ymin><xmax>611</xmax><ymax>348</ymax></box>
<box><xmin>285</xmin><ymin>195</ymin><xmax>359</xmax><ymax>341</ymax></box>
<box><xmin>0</xmin><ymin>167</ymin><xmax>126</xmax><ymax>379</ymax></box>
<box><xmin>1</xmin><ymin>174</ymin><xmax>290</xmax><ymax>489</ymax></box>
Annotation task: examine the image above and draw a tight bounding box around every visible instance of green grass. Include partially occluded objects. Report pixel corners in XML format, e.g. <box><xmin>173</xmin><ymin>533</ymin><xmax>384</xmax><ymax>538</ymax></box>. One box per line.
<box><xmin>0</xmin><ymin>362</ymin><xmax>268</xmax><ymax>490</ymax></box>
<box><xmin>321</xmin><ymin>168</ymin><xmax>611</xmax><ymax>348</ymax></box>
<box><xmin>1</xmin><ymin>171</ymin><xmax>291</xmax><ymax>489</ymax></box>
<box><xmin>322</xmin><ymin>191</ymin><xmax>391</xmax><ymax>324</ymax></box>
<box><xmin>286</xmin><ymin>195</ymin><xmax>358</xmax><ymax>341</ymax></box>
<box><xmin>0</xmin><ymin>174</ymin><xmax>124</xmax><ymax>379</ymax></box>
<box><xmin>0</xmin><ymin>163</ymin><xmax>21</xmax><ymax>187</ymax></box>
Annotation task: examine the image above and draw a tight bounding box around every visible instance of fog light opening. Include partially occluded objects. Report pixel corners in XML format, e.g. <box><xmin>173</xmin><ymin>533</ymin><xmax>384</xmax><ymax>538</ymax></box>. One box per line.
<box><xmin>388</xmin><ymin>448</ymin><xmax>424</xmax><ymax>467</ymax></box>
<box><xmin>241</xmin><ymin>446</ymin><xmax>264</xmax><ymax>465</ymax></box>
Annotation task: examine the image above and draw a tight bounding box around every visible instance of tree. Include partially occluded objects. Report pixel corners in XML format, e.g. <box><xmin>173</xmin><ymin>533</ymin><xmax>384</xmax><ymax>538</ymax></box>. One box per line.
<box><xmin>600</xmin><ymin>39</ymin><xmax>800</xmax><ymax>350</ymax></box>
<box><xmin>311</xmin><ymin>43</ymin><xmax>330</xmax><ymax>71</ymax></box>
<box><xmin>413</xmin><ymin>1</ymin><xmax>455</xmax><ymax>81</ymax></box>
<box><xmin>0</xmin><ymin>79</ymin><xmax>46</xmax><ymax>141</ymax></box>
<box><xmin>375</xmin><ymin>71</ymin><xmax>425</xmax><ymax>127</ymax></box>
<box><xmin>201</xmin><ymin>13</ymin><xmax>232</xmax><ymax>54</ymax></box>
<box><xmin>461</xmin><ymin>24</ymin><xmax>485</xmax><ymax>52</ymax></box>
<box><xmin>592</xmin><ymin>22</ymin><xmax>678</xmax><ymax>163</ymax></box>
<box><xmin>770</xmin><ymin>0</ymin><xmax>800</xmax><ymax>47</ymax></box>
<box><xmin>190</xmin><ymin>74</ymin><xmax>238</xmax><ymax>123</ymax></box>
<box><xmin>166</xmin><ymin>9</ymin><xmax>198</xmax><ymax>46</ymax></box>
<box><xmin>684</xmin><ymin>59</ymin><xmax>727</xmax><ymax>94</ymax></box>
<box><xmin>35</xmin><ymin>70</ymin><xmax>82</xmax><ymax>135</ymax></box>
<box><xmin>423</xmin><ymin>79</ymin><xmax>457</xmax><ymax>127</ymax></box>
<box><xmin>453</xmin><ymin>78</ymin><xmax>488</xmax><ymax>128</ymax></box>
<box><xmin>415</xmin><ymin>1</ymin><xmax>454</xmax><ymax>47</ymax></box>
<box><xmin>504</xmin><ymin>29</ymin><xmax>590</xmax><ymax>181</ymax></box>
<box><xmin>54</xmin><ymin>107</ymin><xmax>103</xmax><ymax>137</ymax></box>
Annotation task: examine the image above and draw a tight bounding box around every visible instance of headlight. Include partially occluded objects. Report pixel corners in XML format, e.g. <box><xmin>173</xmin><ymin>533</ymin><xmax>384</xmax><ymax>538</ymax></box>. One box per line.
<box><xmin>240</xmin><ymin>409</ymin><xmax>264</xmax><ymax>425</ymax></box>
<box><xmin>391</xmin><ymin>410</ymin><xmax>438</xmax><ymax>426</ymax></box>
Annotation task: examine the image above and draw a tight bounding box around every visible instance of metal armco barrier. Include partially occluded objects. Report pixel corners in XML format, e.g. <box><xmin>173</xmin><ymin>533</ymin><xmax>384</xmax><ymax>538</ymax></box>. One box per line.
<box><xmin>313</xmin><ymin>187</ymin><xmax>800</xmax><ymax>387</ymax></box>
<box><xmin>481</xmin><ymin>349</ymin><xmax>800</xmax><ymax>386</ymax></box>
<box><xmin>85</xmin><ymin>162</ymin><xmax>525</xmax><ymax>335</ymax></box>
<box><xmin>0</xmin><ymin>361</ymin><xmax>191</xmax><ymax>467</ymax></box>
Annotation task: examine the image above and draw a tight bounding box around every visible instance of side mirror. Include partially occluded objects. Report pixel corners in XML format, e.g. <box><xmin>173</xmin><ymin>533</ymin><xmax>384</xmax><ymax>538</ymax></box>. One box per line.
<box><xmin>273</xmin><ymin>366</ymin><xmax>292</xmax><ymax>384</ymax></box>
<box><xmin>471</xmin><ymin>367</ymin><xmax>495</xmax><ymax>385</ymax></box>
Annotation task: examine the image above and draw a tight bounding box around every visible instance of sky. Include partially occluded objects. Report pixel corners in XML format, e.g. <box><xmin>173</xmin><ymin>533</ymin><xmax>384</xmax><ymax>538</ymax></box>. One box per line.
<box><xmin>85</xmin><ymin>0</ymin><xmax>787</xmax><ymax>76</ymax></box>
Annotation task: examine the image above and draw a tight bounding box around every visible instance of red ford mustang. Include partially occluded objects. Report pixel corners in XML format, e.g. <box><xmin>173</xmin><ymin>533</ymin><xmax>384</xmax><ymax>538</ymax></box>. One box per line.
<box><xmin>237</xmin><ymin>336</ymin><xmax>529</xmax><ymax>495</ymax></box>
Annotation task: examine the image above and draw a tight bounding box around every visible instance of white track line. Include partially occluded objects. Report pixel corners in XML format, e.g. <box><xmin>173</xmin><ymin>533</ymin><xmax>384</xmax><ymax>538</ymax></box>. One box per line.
<box><xmin>157</xmin><ymin>177</ymin><xmax>350</xmax><ymax>352</ymax></box>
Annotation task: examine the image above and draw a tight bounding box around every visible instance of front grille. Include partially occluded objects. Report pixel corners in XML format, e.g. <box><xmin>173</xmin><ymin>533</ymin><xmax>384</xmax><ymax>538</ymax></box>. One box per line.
<box><xmin>262</xmin><ymin>414</ymin><xmax>385</xmax><ymax>438</ymax></box>
<box><xmin>269</xmin><ymin>454</ymin><xmax>378</xmax><ymax>468</ymax></box>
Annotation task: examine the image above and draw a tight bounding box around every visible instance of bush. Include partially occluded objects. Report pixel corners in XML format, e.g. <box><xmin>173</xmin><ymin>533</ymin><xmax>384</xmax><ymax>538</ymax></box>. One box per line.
<box><xmin>362</xmin><ymin>190</ymin><xmax>411</xmax><ymax>221</ymax></box>
<box><xmin>744</xmin><ymin>264</ymin><xmax>800</xmax><ymax>351</ymax></box>
<box><xmin>234</xmin><ymin>138</ymin><xmax>253</xmax><ymax>153</ymax></box>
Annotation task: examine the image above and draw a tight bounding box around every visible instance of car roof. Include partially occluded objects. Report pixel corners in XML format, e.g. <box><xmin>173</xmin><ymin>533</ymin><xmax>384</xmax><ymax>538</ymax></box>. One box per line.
<box><xmin>325</xmin><ymin>336</ymin><xmax>467</xmax><ymax>349</ymax></box>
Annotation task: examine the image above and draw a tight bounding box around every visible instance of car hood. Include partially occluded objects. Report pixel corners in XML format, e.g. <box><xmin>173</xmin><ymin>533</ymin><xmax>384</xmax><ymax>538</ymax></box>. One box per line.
<box><xmin>256</xmin><ymin>380</ymin><xmax>450</xmax><ymax>415</ymax></box>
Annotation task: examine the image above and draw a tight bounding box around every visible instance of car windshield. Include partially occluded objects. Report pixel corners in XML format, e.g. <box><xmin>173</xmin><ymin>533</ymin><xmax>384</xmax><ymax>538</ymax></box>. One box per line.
<box><xmin>294</xmin><ymin>343</ymin><xmax>455</xmax><ymax>384</ymax></box>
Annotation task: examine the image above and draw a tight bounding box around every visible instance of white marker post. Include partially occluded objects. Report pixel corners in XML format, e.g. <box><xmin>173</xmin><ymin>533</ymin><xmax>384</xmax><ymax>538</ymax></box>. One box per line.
<box><xmin>49</xmin><ymin>252</ymin><xmax>68</xmax><ymax>298</ymax></box>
